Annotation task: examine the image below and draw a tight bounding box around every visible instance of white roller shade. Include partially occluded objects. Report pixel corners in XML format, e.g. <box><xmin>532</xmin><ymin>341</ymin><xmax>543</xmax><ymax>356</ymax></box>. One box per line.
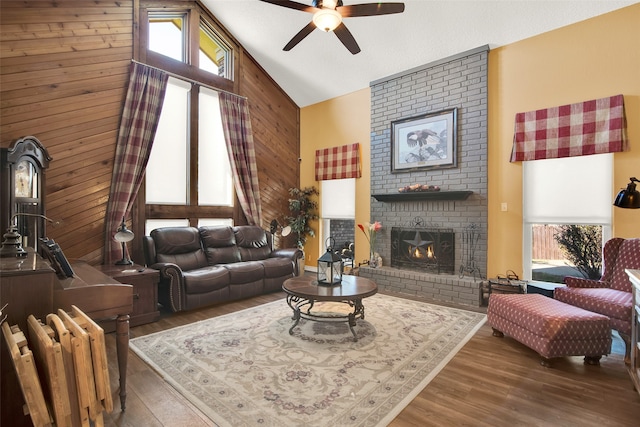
<box><xmin>523</xmin><ymin>153</ymin><xmax>612</xmax><ymax>225</ymax></box>
<box><xmin>321</xmin><ymin>178</ymin><xmax>355</xmax><ymax>219</ymax></box>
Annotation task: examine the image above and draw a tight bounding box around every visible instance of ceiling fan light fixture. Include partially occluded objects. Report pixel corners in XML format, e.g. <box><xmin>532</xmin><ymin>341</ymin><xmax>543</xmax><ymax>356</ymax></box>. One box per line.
<box><xmin>313</xmin><ymin>9</ymin><xmax>342</xmax><ymax>32</ymax></box>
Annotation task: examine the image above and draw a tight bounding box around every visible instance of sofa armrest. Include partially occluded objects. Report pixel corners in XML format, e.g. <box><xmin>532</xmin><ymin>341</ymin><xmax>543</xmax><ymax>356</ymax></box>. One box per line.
<box><xmin>563</xmin><ymin>276</ymin><xmax>609</xmax><ymax>289</ymax></box>
<box><xmin>271</xmin><ymin>247</ymin><xmax>304</xmax><ymax>275</ymax></box>
<box><xmin>148</xmin><ymin>262</ymin><xmax>186</xmax><ymax>312</ymax></box>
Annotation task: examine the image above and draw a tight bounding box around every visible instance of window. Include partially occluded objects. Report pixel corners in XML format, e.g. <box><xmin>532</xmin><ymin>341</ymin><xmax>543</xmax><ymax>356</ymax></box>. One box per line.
<box><xmin>320</xmin><ymin>178</ymin><xmax>356</xmax><ymax>265</ymax></box>
<box><xmin>148</xmin><ymin>15</ymin><xmax>186</xmax><ymax>62</ymax></box>
<box><xmin>146</xmin><ymin>78</ymin><xmax>190</xmax><ymax>205</ymax></box>
<box><xmin>146</xmin><ymin>4</ymin><xmax>234</xmax><ymax>80</ymax></box>
<box><xmin>523</xmin><ymin>154</ymin><xmax>612</xmax><ymax>281</ymax></box>
<box><xmin>145</xmin><ymin>77</ymin><xmax>234</xmax><ymax>235</ymax></box>
<box><xmin>199</xmin><ymin>20</ymin><xmax>233</xmax><ymax>80</ymax></box>
<box><xmin>198</xmin><ymin>86</ymin><xmax>233</xmax><ymax>206</ymax></box>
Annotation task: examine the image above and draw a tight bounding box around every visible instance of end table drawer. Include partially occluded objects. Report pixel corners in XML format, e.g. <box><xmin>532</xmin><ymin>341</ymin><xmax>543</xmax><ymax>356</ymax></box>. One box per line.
<box><xmin>121</xmin><ymin>274</ymin><xmax>159</xmax><ymax>322</ymax></box>
<box><xmin>94</xmin><ymin>265</ymin><xmax>160</xmax><ymax>327</ymax></box>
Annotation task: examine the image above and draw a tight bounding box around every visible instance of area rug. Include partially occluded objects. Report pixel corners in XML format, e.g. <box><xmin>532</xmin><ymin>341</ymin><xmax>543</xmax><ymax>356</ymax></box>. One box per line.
<box><xmin>130</xmin><ymin>294</ymin><xmax>486</xmax><ymax>427</ymax></box>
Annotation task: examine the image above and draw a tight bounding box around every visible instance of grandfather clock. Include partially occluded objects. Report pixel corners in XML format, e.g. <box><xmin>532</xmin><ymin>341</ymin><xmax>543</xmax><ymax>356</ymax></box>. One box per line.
<box><xmin>1</xmin><ymin>136</ymin><xmax>52</xmax><ymax>252</ymax></box>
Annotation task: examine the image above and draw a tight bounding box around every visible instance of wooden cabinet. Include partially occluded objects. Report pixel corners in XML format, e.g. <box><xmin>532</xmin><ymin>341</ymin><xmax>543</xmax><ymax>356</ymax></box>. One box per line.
<box><xmin>95</xmin><ymin>264</ymin><xmax>160</xmax><ymax>327</ymax></box>
<box><xmin>626</xmin><ymin>269</ymin><xmax>640</xmax><ymax>396</ymax></box>
<box><xmin>1</xmin><ymin>251</ymin><xmax>56</xmax><ymax>427</ymax></box>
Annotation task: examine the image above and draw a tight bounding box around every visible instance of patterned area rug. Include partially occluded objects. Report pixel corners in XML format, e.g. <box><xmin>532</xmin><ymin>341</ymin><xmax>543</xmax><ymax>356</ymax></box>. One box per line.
<box><xmin>130</xmin><ymin>294</ymin><xmax>486</xmax><ymax>427</ymax></box>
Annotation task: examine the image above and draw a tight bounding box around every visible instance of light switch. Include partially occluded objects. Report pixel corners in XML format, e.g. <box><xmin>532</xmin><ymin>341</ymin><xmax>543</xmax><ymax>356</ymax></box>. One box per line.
<box><xmin>501</xmin><ymin>202</ymin><xmax>508</xmax><ymax>212</ymax></box>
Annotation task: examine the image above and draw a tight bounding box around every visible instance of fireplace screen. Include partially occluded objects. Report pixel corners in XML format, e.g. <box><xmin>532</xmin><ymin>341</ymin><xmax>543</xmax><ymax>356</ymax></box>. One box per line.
<box><xmin>391</xmin><ymin>227</ymin><xmax>455</xmax><ymax>274</ymax></box>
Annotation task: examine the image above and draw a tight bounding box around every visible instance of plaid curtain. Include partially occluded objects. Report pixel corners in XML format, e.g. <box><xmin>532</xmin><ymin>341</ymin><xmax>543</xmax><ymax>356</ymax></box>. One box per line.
<box><xmin>510</xmin><ymin>94</ymin><xmax>627</xmax><ymax>162</ymax></box>
<box><xmin>103</xmin><ymin>63</ymin><xmax>168</xmax><ymax>264</ymax></box>
<box><xmin>315</xmin><ymin>143</ymin><xmax>362</xmax><ymax>181</ymax></box>
<box><xmin>219</xmin><ymin>92</ymin><xmax>263</xmax><ymax>226</ymax></box>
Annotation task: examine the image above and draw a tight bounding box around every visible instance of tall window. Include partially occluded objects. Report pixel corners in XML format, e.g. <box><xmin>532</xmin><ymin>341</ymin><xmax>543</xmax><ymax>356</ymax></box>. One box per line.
<box><xmin>523</xmin><ymin>154</ymin><xmax>612</xmax><ymax>282</ymax></box>
<box><xmin>141</xmin><ymin>1</ymin><xmax>237</xmax><ymax>235</ymax></box>
<box><xmin>145</xmin><ymin>77</ymin><xmax>234</xmax><ymax>234</ymax></box>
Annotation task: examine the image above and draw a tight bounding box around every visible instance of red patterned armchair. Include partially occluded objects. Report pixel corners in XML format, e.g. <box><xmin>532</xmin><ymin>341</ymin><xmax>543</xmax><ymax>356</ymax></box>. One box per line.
<box><xmin>554</xmin><ymin>237</ymin><xmax>640</xmax><ymax>362</ymax></box>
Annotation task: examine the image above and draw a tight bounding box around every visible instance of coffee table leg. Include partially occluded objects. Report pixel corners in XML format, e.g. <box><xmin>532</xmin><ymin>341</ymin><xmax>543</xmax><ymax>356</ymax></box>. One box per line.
<box><xmin>289</xmin><ymin>307</ymin><xmax>301</xmax><ymax>335</ymax></box>
<box><xmin>348</xmin><ymin>312</ymin><xmax>358</xmax><ymax>342</ymax></box>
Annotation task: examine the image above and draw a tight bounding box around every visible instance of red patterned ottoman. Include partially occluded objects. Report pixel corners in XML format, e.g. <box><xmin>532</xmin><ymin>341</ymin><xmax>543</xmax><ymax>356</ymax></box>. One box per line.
<box><xmin>487</xmin><ymin>294</ymin><xmax>611</xmax><ymax>367</ymax></box>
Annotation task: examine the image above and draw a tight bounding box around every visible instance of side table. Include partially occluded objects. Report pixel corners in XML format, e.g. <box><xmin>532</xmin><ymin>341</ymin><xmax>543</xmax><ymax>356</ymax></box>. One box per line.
<box><xmin>95</xmin><ymin>264</ymin><xmax>160</xmax><ymax>327</ymax></box>
<box><xmin>625</xmin><ymin>269</ymin><xmax>640</xmax><ymax>397</ymax></box>
<box><xmin>527</xmin><ymin>280</ymin><xmax>566</xmax><ymax>298</ymax></box>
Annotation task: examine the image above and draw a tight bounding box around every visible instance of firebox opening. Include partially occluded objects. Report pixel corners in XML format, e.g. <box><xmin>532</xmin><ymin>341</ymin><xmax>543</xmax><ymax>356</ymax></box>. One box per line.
<box><xmin>392</xmin><ymin>227</ymin><xmax>455</xmax><ymax>274</ymax></box>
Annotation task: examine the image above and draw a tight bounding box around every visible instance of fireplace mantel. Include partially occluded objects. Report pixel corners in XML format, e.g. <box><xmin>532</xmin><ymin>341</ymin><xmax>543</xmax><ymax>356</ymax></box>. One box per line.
<box><xmin>372</xmin><ymin>191</ymin><xmax>473</xmax><ymax>202</ymax></box>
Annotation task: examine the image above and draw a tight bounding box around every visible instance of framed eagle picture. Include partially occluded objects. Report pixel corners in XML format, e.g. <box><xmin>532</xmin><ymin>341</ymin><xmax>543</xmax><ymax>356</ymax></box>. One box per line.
<box><xmin>391</xmin><ymin>108</ymin><xmax>457</xmax><ymax>173</ymax></box>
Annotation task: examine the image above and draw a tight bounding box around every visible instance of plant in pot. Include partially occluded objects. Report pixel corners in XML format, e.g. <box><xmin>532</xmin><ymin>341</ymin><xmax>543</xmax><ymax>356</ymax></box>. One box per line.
<box><xmin>286</xmin><ymin>186</ymin><xmax>319</xmax><ymax>274</ymax></box>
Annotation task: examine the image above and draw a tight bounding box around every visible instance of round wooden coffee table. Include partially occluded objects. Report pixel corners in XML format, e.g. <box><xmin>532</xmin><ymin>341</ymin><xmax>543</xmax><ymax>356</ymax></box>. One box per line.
<box><xmin>282</xmin><ymin>275</ymin><xmax>378</xmax><ymax>341</ymax></box>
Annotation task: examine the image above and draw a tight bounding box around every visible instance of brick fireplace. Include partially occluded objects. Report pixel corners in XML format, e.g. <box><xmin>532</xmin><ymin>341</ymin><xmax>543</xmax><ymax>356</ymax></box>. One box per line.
<box><xmin>360</xmin><ymin>46</ymin><xmax>489</xmax><ymax>307</ymax></box>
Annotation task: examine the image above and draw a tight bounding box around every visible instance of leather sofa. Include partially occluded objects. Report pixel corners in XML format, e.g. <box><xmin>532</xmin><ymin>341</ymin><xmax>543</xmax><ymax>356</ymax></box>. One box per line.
<box><xmin>143</xmin><ymin>225</ymin><xmax>303</xmax><ymax>312</ymax></box>
<box><xmin>554</xmin><ymin>237</ymin><xmax>640</xmax><ymax>362</ymax></box>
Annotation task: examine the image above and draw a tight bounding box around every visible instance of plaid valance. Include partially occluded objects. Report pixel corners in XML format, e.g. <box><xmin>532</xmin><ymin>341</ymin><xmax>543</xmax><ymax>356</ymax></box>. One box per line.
<box><xmin>510</xmin><ymin>94</ymin><xmax>627</xmax><ymax>162</ymax></box>
<box><xmin>315</xmin><ymin>143</ymin><xmax>362</xmax><ymax>181</ymax></box>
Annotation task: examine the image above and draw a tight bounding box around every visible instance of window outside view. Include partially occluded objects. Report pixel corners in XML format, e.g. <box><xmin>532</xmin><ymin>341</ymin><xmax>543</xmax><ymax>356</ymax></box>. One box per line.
<box><xmin>531</xmin><ymin>224</ymin><xmax>603</xmax><ymax>283</ymax></box>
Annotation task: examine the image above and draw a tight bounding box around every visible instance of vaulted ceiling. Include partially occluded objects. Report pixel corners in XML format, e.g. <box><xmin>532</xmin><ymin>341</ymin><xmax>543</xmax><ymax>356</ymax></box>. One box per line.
<box><xmin>203</xmin><ymin>0</ymin><xmax>637</xmax><ymax>107</ymax></box>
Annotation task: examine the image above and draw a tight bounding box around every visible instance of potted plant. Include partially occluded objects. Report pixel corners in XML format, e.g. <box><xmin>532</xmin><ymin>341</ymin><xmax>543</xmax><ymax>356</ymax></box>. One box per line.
<box><xmin>286</xmin><ymin>186</ymin><xmax>318</xmax><ymax>274</ymax></box>
<box><xmin>286</xmin><ymin>186</ymin><xmax>319</xmax><ymax>248</ymax></box>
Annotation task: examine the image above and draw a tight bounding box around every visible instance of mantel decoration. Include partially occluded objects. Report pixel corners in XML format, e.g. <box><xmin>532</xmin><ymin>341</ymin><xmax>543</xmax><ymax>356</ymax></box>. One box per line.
<box><xmin>391</xmin><ymin>108</ymin><xmax>457</xmax><ymax>173</ymax></box>
<box><xmin>358</xmin><ymin>221</ymin><xmax>382</xmax><ymax>267</ymax></box>
<box><xmin>398</xmin><ymin>183</ymin><xmax>440</xmax><ymax>193</ymax></box>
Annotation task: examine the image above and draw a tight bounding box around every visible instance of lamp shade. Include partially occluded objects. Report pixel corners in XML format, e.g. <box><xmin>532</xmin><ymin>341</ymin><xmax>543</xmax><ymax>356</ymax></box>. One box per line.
<box><xmin>313</xmin><ymin>9</ymin><xmax>342</xmax><ymax>32</ymax></box>
<box><xmin>613</xmin><ymin>177</ymin><xmax>640</xmax><ymax>209</ymax></box>
<box><xmin>114</xmin><ymin>227</ymin><xmax>135</xmax><ymax>243</ymax></box>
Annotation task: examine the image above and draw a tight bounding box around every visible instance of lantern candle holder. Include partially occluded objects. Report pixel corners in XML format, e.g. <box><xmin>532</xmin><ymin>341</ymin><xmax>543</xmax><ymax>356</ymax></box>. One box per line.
<box><xmin>317</xmin><ymin>237</ymin><xmax>343</xmax><ymax>286</ymax></box>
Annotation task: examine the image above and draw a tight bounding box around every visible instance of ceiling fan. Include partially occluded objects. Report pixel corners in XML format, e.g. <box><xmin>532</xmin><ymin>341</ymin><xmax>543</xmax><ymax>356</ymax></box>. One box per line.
<box><xmin>259</xmin><ymin>0</ymin><xmax>405</xmax><ymax>55</ymax></box>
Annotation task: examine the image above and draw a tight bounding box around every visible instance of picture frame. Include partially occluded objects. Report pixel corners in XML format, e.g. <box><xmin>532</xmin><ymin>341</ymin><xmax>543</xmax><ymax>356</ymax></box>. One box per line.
<box><xmin>391</xmin><ymin>108</ymin><xmax>457</xmax><ymax>173</ymax></box>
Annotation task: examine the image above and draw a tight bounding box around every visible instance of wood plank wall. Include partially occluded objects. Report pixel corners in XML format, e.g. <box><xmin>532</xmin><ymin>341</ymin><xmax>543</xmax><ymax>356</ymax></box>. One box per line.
<box><xmin>240</xmin><ymin>55</ymin><xmax>300</xmax><ymax>248</ymax></box>
<box><xmin>1</xmin><ymin>1</ymin><xmax>300</xmax><ymax>263</ymax></box>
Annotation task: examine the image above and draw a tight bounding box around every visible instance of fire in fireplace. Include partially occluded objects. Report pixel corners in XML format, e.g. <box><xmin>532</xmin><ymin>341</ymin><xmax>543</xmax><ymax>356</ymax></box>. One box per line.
<box><xmin>391</xmin><ymin>227</ymin><xmax>455</xmax><ymax>274</ymax></box>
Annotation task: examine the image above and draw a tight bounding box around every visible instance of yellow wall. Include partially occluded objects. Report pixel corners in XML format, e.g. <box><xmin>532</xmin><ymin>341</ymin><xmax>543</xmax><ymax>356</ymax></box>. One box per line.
<box><xmin>301</xmin><ymin>3</ymin><xmax>640</xmax><ymax>274</ymax></box>
<box><xmin>300</xmin><ymin>88</ymin><xmax>371</xmax><ymax>266</ymax></box>
<box><xmin>488</xmin><ymin>3</ymin><xmax>640</xmax><ymax>277</ymax></box>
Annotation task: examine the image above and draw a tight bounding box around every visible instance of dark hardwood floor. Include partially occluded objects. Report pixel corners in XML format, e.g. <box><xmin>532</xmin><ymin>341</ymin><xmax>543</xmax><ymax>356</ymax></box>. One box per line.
<box><xmin>102</xmin><ymin>292</ymin><xmax>640</xmax><ymax>426</ymax></box>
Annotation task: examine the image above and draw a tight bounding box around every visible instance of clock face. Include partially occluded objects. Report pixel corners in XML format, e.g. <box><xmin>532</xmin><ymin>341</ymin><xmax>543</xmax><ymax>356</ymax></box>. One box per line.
<box><xmin>14</xmin><ymin>160</ymin><xmax>37</xmax><ymax>198</ymax></box>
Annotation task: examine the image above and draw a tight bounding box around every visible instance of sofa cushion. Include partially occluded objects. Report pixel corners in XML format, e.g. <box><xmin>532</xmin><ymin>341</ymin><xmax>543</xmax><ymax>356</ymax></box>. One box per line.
<box><xmin>182</xmin><ymin>266</ymin><xmax>230</xmax><ymax>294</ymax></box>
<box><xmin>234</xmin><ymin>226</ymin><xmax>271</xmax><ymax>261</ymax></box>
<box><xmin>222</xmin><ymin>261</ymin><xmax>264</xmax><ymax>284</ymax></box>
<box><xmin>259</xmin><ymin>257</ymin><xmax>294</xmax><ymax>279</ymax></box>
<box><xmin>151</xmin><ymin>227</ymin><xmax>207</xmax><ymax>271</ymax></box>
<box><xmin>200</xmin><ymin>226</ymin><xmax>241</xmax><ymax>265</ymax></box>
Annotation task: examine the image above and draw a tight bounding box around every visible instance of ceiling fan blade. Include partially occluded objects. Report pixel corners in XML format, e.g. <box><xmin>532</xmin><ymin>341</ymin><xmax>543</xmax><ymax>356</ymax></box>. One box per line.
<box><xmin>337</xmin><ymin>3</ymin><xmax>405</xmax><ymax>18</ymax></box>
<box><xmin>334</xmin><ymin>23</ymin><xmax>361</xmax><ymax>55</ymax></box>
<box><xmin>258</xmin><ymin>0</ymin><xmax>319</xmax><ymax>14</ymax></box>
<box><xmin>283</xmin><ymin>21</ymin><xmax>317</xmax><ymax>51</ymax></box>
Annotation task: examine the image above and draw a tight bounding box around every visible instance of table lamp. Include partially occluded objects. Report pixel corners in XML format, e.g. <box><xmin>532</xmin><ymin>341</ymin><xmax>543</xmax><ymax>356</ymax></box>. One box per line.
<box><xmin>114</xmin><ymin>217</ymin><xmax>134</xmax><ymax>265</ymax></box>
